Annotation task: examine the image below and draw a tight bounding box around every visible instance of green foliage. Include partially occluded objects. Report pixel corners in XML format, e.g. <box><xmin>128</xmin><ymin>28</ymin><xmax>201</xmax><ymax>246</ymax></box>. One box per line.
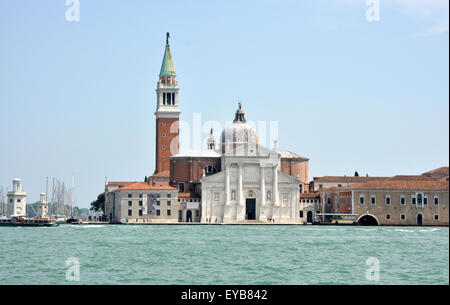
<box><xmin>90</xmin><ymin>192</ymin><xmax>105</xmax><ymax>212</ymax></box>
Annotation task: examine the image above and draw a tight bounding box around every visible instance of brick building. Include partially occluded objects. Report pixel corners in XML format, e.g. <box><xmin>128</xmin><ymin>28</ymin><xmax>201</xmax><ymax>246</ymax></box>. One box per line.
<box><xmin>319</xmin><ymin>177</ymin><xmax>449</xmax><ymax>226</ymax></box>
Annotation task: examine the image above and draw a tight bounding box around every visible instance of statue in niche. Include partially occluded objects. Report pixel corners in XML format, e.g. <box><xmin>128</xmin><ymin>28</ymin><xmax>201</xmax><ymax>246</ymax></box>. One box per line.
<box><xmin>267</xmin><ymin>191</ymin><xmax>272</xmax><ymax>202</ymax></box>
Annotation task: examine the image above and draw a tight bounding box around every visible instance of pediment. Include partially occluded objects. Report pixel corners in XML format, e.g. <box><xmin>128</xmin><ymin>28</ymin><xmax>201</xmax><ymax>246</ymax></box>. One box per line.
<box><xmin>200</xmin><ymin>171</ymin><xmax>226</xmax><ymax>183</ymax></box>
<box><xmin>278</xmin><ymin>171</ymin><xmax>301</xmax><ymax>184</ymax></box>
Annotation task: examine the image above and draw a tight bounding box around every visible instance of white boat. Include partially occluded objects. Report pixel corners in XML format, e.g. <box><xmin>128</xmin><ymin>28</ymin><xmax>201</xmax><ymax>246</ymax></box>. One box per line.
<box><xmin>0</xmin><ymin>215</ymin><xmax>58</xmax><ymax>227</ymax></box>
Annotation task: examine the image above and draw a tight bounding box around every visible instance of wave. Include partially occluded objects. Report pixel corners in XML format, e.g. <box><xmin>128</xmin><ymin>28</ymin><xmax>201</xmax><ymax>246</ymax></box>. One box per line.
<box><xmin>74</xmin><ymin>225</ymin><xmax>106</xmax><ymax>228</ymax></box>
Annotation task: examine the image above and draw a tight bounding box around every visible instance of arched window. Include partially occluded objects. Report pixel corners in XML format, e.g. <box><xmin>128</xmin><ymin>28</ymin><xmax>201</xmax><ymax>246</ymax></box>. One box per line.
<box><xmin>416</xmin><ymin>193</ymin><xmax>423</xmax><ymax>208</ymax></box>
<box><xmin>417</xmin><ymin>193</ymin><xmax>422</xmax><ymax>204</ymax></box>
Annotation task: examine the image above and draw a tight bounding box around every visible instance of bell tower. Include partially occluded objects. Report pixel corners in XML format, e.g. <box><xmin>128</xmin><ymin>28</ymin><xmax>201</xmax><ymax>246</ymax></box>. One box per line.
<box><xmin>155</xmin><ymin>32</ymin><xmax>180</xmax><ymax>174</ymax></box>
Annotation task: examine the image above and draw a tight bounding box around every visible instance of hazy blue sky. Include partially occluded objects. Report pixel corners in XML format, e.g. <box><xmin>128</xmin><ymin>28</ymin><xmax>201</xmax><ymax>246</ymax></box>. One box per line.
<box><xmin>1</xmin><ymin>0</ymin><xmax>448</xmax><ymax>208</ymax></box>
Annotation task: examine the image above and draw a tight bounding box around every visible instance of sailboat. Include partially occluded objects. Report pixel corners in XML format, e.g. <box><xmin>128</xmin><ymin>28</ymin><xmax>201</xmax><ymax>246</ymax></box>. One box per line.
<box><xmin>66</xmin><ymin>176</ymin><xmax>81</xmax><ymax>224</ymax></box>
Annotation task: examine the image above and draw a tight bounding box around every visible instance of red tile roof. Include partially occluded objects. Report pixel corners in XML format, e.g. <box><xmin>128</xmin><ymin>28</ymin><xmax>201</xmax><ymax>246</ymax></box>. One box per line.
<box><xmin>115</xmin><ymin>182</ymin><xmax>176</xmax><ymax>191</ymax></box>
<box><xmin>107</xmin><ymin>181</ymin><xmax>137</xmax><ymax>186</ymax></box>
<box><xmin>333</xmin><ymin>180</ymin><xmax>449</xmax><ymax>191</ymax></box>
<box><xmin>422</xmin><ymin>166</ymin><xmax>449</xmax><ymax>175</ymax></box>
<box><xmin>178</xmin><ymin>192</ymin><xmax>193</xmax><ymax>198</ymax></box>
<box><xmin>300</xmin><ymin>192</ymin><xmax>320</xmax><ymax>199</ymax></box>
<box><xmin>313</xmin><ymin>176</ymin><xmax>389</xmax><ymax>183</ymax></box>
<box><xmin>387</xmin><ymin>175</ymin><xmax>434</xmax><ymax>181</ymax></box>
<box><xmin>278</xmin><ymin>150</ymin><xmax>309</xmax><ymax>160</ymax></box>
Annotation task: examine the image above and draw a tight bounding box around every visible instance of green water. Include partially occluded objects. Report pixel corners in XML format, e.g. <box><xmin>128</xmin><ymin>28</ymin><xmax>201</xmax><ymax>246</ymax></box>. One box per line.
<box><xmin>0</xmin><ymin>225</ymin><xmax>448</xmax><ymax>285</ymax></box>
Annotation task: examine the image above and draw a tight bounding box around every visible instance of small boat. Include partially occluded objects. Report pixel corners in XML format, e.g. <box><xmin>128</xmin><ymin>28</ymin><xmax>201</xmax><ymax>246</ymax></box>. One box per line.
<box><xmin>0</xmin><ymin>215</ymin><xmax>58</xmax><ymax>227</ymax></box>
<box><xmin>313</xmin><ymin>213</ymin><xmax>358</xmax><ymax>225</ymax></box>
<box><xmin>53</xmin><ymin>214</ymin><xmax>67</xmax><ymax>224</ymax></box>
<box><xmin>66</xmin><ymin>217</ymin><xmax>81</xmax><ymax>224</ymax></box>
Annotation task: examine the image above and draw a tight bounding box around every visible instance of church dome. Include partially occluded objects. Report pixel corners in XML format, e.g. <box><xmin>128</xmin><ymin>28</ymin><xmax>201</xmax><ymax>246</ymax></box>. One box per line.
<box><xmin>221</xmin><ymin>104</ymin><xmax>258</xmax><ymax>152</ymax></box>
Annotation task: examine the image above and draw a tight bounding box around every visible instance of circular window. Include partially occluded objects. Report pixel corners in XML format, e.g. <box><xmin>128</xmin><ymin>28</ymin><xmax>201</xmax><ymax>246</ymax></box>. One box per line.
<box><xmin>162</xmin><ymin>145</ymin><xmax>166</xmax><ymax>150</ymax></box>
<box><xmin>162</xmin><ymin>121</ymin><xmax>166</xmax><ymax>126</ymax></box>
<box><xmin>162</xmin><ymin>133</ymin><xmax>166</xmax><ymax>137</ymax></box>
<box><xmin>162</xmin><ymin>156</ymin><xmax>166</xmax><ymax>161</ymax></box>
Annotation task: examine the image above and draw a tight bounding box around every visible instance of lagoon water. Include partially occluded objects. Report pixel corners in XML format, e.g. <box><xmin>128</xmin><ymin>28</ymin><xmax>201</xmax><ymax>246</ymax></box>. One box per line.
<box><xmin>0</xmin><ymin>225</ymin><xmax>448</xmax><ymax>285</ymax></box>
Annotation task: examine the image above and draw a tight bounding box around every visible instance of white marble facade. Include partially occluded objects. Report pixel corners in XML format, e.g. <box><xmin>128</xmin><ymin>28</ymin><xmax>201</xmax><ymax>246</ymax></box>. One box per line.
<box><xmin>200</xmin><ymin>144</ymin><xmax>301</xmax><ymax>224</ymax></box>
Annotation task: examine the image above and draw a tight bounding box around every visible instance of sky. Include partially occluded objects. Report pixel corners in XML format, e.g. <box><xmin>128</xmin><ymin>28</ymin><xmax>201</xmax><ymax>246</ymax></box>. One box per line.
<box><xmin>0</xmin><ymin>0</ymin><xmax>448</xmax><ymax>208</ymax></box>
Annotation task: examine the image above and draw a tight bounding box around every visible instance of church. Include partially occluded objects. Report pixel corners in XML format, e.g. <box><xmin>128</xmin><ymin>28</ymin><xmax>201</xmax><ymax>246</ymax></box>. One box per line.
<box><xmin>105</xmin><ymin>33</ymin><xmax>310</xmax><ymax>224</ymax></box>
<box><xmin>199</xmin><ymin>105</ymin><xmax>305</xmax><ymax>224</ymax></box>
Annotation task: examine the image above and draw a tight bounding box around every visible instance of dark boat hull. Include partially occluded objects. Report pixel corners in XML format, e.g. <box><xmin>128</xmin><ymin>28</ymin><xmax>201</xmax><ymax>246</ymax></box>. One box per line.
<box><xmin>0</xmin><ymin>222</ymin><xmax>58</xmax><ymax>227</ymax></box>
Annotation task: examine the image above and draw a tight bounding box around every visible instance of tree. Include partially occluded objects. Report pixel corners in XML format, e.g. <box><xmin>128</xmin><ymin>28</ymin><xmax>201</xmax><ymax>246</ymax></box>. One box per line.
<box><xmin>354</xmin><ymin>171</ymin><xmax>359</xmax><ymax>177</ymax></box>
<box><xmin>90</xmin><ymin>192</ymin><xmax>105</xmax><ymax>212</ymax></box>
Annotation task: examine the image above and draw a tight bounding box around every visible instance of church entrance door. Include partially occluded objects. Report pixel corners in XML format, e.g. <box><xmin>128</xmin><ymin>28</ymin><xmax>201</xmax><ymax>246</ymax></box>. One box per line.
<box><xmin>246</xmin><ymin>199</ymin><xmax>256</xmax><ymax>220</ymax></box>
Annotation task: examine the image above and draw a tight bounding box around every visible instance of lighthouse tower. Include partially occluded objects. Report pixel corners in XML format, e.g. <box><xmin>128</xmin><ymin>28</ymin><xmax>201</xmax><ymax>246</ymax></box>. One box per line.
<box><xmin>7</xmin><ymin>178</ymin><xmax>27</xmax><ymax>217</ymax></box>
<box><xmin>37</xmin><ymin>193</ymin><xmax>48</xmax><ymax>218</ymax></box>
<box><xmin>154</xmin><ymin>32</ymin><xmax>180</xmax><ymax>175</ymax></box>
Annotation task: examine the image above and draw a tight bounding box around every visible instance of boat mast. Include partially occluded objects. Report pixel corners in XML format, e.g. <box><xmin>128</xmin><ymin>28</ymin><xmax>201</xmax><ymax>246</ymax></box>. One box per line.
<box><xmin>45</xmin><ymin>177</ymin><xmax>48</xmax><ymax>209</ymax></box>
<box><xmin>71</xmin><ymin>176</ymin><xmax>75</xmax><ymax>218</ymax></box>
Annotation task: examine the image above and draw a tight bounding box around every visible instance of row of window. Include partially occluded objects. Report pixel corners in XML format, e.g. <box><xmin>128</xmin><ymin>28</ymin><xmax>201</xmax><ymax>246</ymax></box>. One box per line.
<box><xmin>358</xmin><ymin>194</ymin><xmax>440</xmax><ymax>206</ymax></box>
<box><xmin>162</xmin><ymin>92</ymin><xmax>176</xmax><ymax>105</ymax></box>
<box><xmin>128</xmin><ymin>209</ymin><xmax>200</xmax><ymax>217</ymax></box>
<box><xmin>178</xmin><ymin>198</ymin><xmax>199</xmax><ymax>203</ymax></box>
<box><xmin>301</xmin><ymin>199</ymin><xmax>318</xmax><ymax>204</ymax></box>
<box><xmin>385</xmin><ymin>213</ymin><xmax>440</xmax><ymax>221</ymax></box>
<box><xmin>128</xmin><ymin>209</ymin><xmax>172</xmax><ymax>216</ymax></box>
<box><xmin>127</xmin><ymin>193</ymin><xmax>172</xmax><ymax>199</ymax></box>
<box><xmin>128</xmin><ymin>200</ymin><xmax>171</xmax><ymax>207</ymax></box>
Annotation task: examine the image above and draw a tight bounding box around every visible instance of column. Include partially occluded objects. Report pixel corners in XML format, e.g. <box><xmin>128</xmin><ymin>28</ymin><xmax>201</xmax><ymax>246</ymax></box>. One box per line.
<box><xmin>237</xmin><ymin>163</ymin><xmax>245</xmax><ymax>221</ymax></box>
<box><xmin>201</xmin><ymin>194</ymin><xmax>207</xmax><ymax>223</ymax></box>
<box><xmin>259</xmin><ymin>167</ymin><xmax>267</xmax><ymax>221</ymax></box>
<box><xmin>223</xmin><ymin>164</ymin><xmax>231</xmax><ymax>222</ymax></box>
<box><xmin>273</xmin><ymin>164</ymin><xmax>279</xmax><ymax>221</ymax></box>
<box><xmin>273</xmin><ymin>165</ymin><xmax>278</xmax><ymax>205</ymax></box>
<box><xmin>225</xmin><ymin>164</ymin><xmax>230</xmax><ymax>205</ymax></box>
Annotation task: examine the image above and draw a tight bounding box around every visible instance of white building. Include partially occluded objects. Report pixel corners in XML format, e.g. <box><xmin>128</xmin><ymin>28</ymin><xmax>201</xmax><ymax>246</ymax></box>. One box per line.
<box><xmin>7</xmin><ymin>178</ymin><xmax>27</xmax><ymax>217</ymax></box>
<box><xmin>200</xmin><ymin>106</ymin><xmax>302</xmax><ymax>224</ymax></box>
<box><xmin>36</xmin><ymin>193</ymin><xmax>48</xmax><ymax>218</ymax></box>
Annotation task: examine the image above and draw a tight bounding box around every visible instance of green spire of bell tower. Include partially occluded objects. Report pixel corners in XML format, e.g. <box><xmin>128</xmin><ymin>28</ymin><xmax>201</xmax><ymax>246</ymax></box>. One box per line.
<box><xmin>159</xmin><ymin>32</ymin><xmax>176</xmax><ymax>76</ymax></box>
